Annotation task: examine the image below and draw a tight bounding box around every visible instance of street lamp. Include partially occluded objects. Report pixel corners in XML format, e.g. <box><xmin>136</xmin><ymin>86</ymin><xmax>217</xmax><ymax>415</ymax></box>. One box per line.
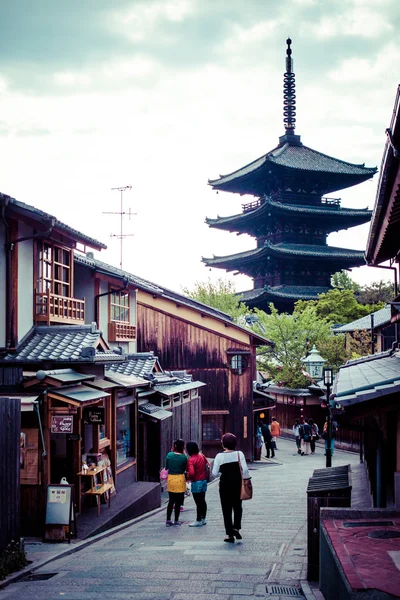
<box><xmin>323</xmin><ymin>367</ymin><xmax>334</xmax><ymax>468</ymax></box>
<box><xmin>301</xmin><ymin>345</ymin><xmax>326</xmax><ymax>380</ymax></box>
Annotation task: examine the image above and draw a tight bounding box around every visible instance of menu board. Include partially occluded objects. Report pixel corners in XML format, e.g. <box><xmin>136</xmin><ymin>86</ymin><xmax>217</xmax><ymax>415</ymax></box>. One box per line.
<box><xmin>45</xmin><ymin>484</ymin><xmax>73</xmax><ymax>525</ymax></box>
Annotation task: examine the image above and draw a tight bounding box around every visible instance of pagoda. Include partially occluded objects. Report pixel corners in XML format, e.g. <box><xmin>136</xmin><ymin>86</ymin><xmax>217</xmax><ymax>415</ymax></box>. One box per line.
<box><xmin>203</xmin><ymin>39</ymin><xmax>377</xmax><ymax>313</ymax></box>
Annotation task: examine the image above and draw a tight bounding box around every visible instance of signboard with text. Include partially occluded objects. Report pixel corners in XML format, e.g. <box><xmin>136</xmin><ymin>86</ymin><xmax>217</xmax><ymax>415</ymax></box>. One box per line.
<box><xmin>83</xmin><ymin>407</ymin><xmax>105</xmax><ymax>425</ymax></box>
<box><xmin>51</xmin><ymin>415</ymin><xmax>73</xmax><ymax>434</ymax></box>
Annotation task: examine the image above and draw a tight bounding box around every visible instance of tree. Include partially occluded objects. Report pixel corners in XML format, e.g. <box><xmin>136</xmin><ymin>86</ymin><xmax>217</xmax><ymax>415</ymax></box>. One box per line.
<box><xmin>356</xmin><ymin>280</ymin><xmax>394</xmax><ymax>305</ymax></box>
<box><xmin>252</xmin><ymin>304</ymin><xmax>346</xmax><ymax>388</ymax></box>
<box><xmin>331</xmin><ymin>270</ymin><xmax>361</xmax><ymax>292</ymax></box>
<box><xmin>295</xmin><ymin>289</ymin><xmax>384</xmax><ymax>325</ymax></box>
<box><xmin>182</xmin><ymin>277</ymin><xmax>250</xmax><ymax>321</ymax></box>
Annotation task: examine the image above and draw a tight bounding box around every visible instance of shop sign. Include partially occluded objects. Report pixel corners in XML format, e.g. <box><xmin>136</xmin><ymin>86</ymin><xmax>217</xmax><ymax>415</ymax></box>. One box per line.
<box><xmin>84</xmin><ymin>407</ymin><xmax>105</xmax><ymax>424</ymax></box>
<box><xmin>51</xmin><ymin>415</ymin><xmax>73</xmax><ymax>434</ymax></box>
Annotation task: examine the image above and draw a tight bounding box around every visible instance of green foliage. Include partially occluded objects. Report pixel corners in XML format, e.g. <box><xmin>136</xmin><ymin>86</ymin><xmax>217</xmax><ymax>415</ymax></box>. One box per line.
<box><xmin>0</xmin><ymin>540</ymin><xmax>28</xmax><ymax>581</ymax></box>
<box><xmin>295</xmin><ymin>289</ymin><xmax>384</xmax><ymax>325</ymax></box>
<box><xmin>252</xmin><ymin>304</ymin><xmax>340</xmax><ymax>388</ymax></box>
<box><xmin>356</xmin><ymin>280</ymin><xmax>394</xmax><ymax>305</ymax></box>
<box><xmin>317</xmin><ymin>334</ymin><xmax>351</xmax><ymax>369</ymax></box>
<box><xmin>182</xmin><ymin>277</ymin><xmax>250</xmax><ymax>321</ymax></box>
<box><xmin>331</xmin><ymin>270</ymin><xmax>361</xmax><ymax>291</ymax></box>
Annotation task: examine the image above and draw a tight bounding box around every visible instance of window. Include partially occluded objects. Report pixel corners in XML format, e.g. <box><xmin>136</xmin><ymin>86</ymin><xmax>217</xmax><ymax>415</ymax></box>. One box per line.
<box><xmin>230</xmin><ymin>354</ymin><xmax>248</xmax><ymax>375</ymax></box>
<box><xmin>38</xmin><ymin>242</ymin><xmax>72</xmax><ymax>297</ymax></box>
<box><xmin>202</xmin><ymin>414</ymin><xmax>226</xmax><ymax>442</ymax></box>
<box><xmin>110</xmin><ymin>290</ymin><xmax>130</xmax><ymax>323</ymax></box>
<box><xmin>116</xmin><ymin>400</ymin><xmax>135</xmax><ymax>467</ymax></box>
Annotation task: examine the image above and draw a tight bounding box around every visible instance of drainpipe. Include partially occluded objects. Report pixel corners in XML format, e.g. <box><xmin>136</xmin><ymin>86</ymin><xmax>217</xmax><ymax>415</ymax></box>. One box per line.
<box><xmin>1</xmin><ymin>197</ymin><xmax>55</xmax><ymax>349</ymax></box>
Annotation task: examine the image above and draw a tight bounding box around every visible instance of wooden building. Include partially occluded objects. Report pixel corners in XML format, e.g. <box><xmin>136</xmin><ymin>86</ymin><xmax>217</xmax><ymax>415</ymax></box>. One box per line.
<box><xmin>334</xmin><ymin>85</ymin><xmax>400</xmax><ymax>508</ymax></box>
<box><xmin>74</xmin><ymin>253</ymin><xmax>273</xmax><ymax>460</ymax></box>
<box><xmin>203</xmin><ymin>39</ymin><xmax>376</xmax><ymax>313</ymax></box>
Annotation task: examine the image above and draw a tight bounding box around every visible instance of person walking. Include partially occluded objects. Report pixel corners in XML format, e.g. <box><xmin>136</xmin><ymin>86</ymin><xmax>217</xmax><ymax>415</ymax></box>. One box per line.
<box><xmin>270</xmin><ymin>417</ymin><xmax>281</xmax><ymax>451</ymax></box>
<box><xmin>300</xmin><ymin>418</ymin><xmax>312</xmax><ymax>455</ymax></box>
<box><xmin>322</xmin><ymin>419</ymin><xmax>337</xmax><ymax>456</ymax></box>
<box><xmin>293</xmin><ymin>419</ymin><xmax>301</xmax><ymax>454</ymax></box>
<box><xmin>212</xmin><ymin>432</ymin><xmax>250</xmax><ymax>544</ymax></box>
<box><xmin>261</xmin><ymin>420</ymin><xmax>275</xmax><ymax>458</ymax></box>
<box><xmin>186</xmin><ymin>441</ymin><xmax>208</xmax><ymax>527</ymax></box>
<box><xmin>254</xmin><ymin>422</ymin><xmax>263</xmax><ymax>460</ymax></box>
<box><xmin>165</xmin><ymin>439</ymin><xmax>187</xmax><ymax>526</ymax></box>
<box><xmin>309</xmin><ymin>418</ymin><xmax>319</xmax><ymax>454</ymax></box>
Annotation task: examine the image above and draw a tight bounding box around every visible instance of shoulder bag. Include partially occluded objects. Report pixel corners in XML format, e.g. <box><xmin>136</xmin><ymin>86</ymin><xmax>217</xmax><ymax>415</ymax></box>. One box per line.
<box><xmin>201</xmin><ymin>453</ymin><xmax>211</xmax><ymax>482</ymax></box>
<box><xmin>237</xmin><ymin>452</ymin><xmax>253</xmax><ymax>500</ymax></box>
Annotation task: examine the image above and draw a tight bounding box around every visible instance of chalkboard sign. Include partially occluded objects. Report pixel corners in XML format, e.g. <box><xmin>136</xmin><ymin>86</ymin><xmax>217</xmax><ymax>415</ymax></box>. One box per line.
<box><xmin>45</xmin><ymin>484</ymin><xmax>73</xmax><ymax>525</ymax></box>
<box><xmin>44</xmin><ymin>484</ymin><xmax>77</xmax><ymax>544</ymax></box>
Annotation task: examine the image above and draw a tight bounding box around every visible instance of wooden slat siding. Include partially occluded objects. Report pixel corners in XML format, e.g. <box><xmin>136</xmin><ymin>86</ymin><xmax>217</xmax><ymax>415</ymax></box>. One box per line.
<box><xmin>137</xmin><ymin>305</ymin><xmax>255</xmax><ymax>460</ymax></box>
<box><xmin>0</xmin><ymin>398</ymin><xmax>21</xmax><ymax>552</ymax></box>
<box><xmin>0</xmin><ymin>367</ymin><xmax>24</xmax><ymax>387</ymax></box>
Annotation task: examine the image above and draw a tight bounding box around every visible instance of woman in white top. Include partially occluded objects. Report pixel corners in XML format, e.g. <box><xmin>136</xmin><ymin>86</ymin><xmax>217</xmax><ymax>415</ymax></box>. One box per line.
<box><xmin>212</xmin><ymin>432</ymin><xmax>250</xmax><ymax>543</ymax></box>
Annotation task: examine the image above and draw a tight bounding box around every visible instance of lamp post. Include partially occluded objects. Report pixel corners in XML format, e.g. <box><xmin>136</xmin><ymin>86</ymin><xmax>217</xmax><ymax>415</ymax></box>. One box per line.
<box><xmin>301</xmin><ymin>345</ymin><xmax>326</xmax><ymax>380</ymax></box>
<box><xmin>323</xmin><ymin>367</ymin><xmax>334</xmax><ymax>468</ymax></box>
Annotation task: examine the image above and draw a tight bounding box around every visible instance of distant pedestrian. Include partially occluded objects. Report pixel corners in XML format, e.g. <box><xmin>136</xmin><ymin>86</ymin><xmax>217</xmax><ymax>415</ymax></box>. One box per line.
<box><xmin>261</xmin><ymin>420</ymin><xmax>275</xmax><ymax>459</ymax></box>
<box><xmin>292</xmin><ymin>419</ymin><xmax>301</xmax><ymax>454</ymax></box>
<box><xmin>186</xmin><ymin>441</ymin><xmax>208</xmax><ymax>527</ymax></box>
<box><xmin>254</xmin><ymin>422</ymin><xmax>263</xmax><ymax>460</ymax></box>
<box><xmin>322</xmin><ymin>419</ymin><xmax>338</xmax><ymax>456</ymax></box>
<box><xmin>165</xmin><ymin>439</ymin><xmax>187</xmax><ymax>526</ymax></box>
<box><xmin>309</xmin><ymin>419</ymin><xmax>319</xmax><ymax>454</ymax></box>
<box><xmin>300</xmin><ymin>418</ymin><xmax>312</xmax><ymax>455</ymax></box>
<box><xmin>270</xmin><ymin>417</ymin><xmax>281</xmax><ymax>451</ymax></box>
<box><xmin>212</xmin><ymin>432</ymin><xmax>250</xmax><ymax>543</ymax></box>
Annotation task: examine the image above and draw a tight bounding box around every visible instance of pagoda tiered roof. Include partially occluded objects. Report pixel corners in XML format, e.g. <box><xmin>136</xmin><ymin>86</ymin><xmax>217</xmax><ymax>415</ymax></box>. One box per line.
<box><xmin>204</xmin><ymin>39</ymin><xmax>376</xmax><ymax>312</ymax></box>
<box><xmin>206</xmin><ymin>197</ymin><xmax>372</xmax><ymax>235</ymax></box>
<box><xmin>203</xmin><ymin>242</ymin><xmax>366</xmax><ymax>272</ymax></box>
<box><xmin>240</xmin><ymin>285</ymin><xmax>331</xmax><ymax>305</ymax></box>
<box><xmin>208</xmin><ymin>142</ymin><xmax>377</xmax><ymax>197</ymax></box>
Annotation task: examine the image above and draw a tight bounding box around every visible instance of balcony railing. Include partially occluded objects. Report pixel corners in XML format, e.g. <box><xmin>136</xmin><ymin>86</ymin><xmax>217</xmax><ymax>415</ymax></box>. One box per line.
<box><xmin>108</xmin><ymin>321</ymin><xmax>136</xmax><ymax>342</ymax></box>
<box><xmin>242</xmin><ymin>198</ymin><xmax>264</xmax><ymax>213</ymax></box>
<box><xmin>321</xmin><ymin>196</ymin><xmax>341</xmax><ymax>207</ymax></box>
<box><xmin>35</xmin><ymin>290</ymin><xmax>85</xmax><ymax>325</ymax></box>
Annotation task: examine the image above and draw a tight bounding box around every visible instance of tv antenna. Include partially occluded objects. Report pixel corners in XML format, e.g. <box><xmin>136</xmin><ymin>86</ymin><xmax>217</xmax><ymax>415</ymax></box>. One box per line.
<box><xmin>103</xmin><ymin>185</ymin><xmax>136</xmax><ymax>269</ymax></box>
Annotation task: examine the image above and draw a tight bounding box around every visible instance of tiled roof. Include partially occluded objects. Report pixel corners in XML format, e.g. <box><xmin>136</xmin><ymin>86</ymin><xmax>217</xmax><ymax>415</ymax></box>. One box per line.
<box><xmin>209</xmin><ymin>143</ymin><xmax>376</xmax><ymax>189</ymax></box>
<box><xmin>240</xmin><ymin>285</ymin><xmax>330</xmax><ymax>302</ymax></box>
<box><xmin>334</xmin><ymin>349</ymin><xmax>400</xmax><ymax>406</ymax></box>
<box><xmin>74</xmin><ymin>253</ymin><xmax>272</xmax><ymax>346</ymax></box>
<box><xmin>206</xmin><ymin>198</ymin><xmax>371</xmax><ymax>228</ymax></box>
<box><xmin>334</xmin><ymin>305</ymin><xmax>391</xmax><ymax>333</ymax></box>
<box><xmin>0</xmin><ymin>193</ymin><xmax>107</xmax><ymax>250</ymax></box>
<box><xmin>154</xmin><ymin>381</ymin><xmax>207</xmax><ymax>396</ymax></box>
<box><xmin>203</xmin><ymin>242</ymin><xmax>366</xmax><ymax>266</ymax></box>
<box><xmin>106</xmin><ymin>353</ymin><xmax>157</xmax><ymax>378</ymax></box>
<box><xmin>2</xmin><ymin>325</ymin><xmax>124</xmax><ymax>363</ymax></box>
<box><xmin>75</xmin><ymin>253</ymin><xmax>233</xmax><ymax>322</ymax></box>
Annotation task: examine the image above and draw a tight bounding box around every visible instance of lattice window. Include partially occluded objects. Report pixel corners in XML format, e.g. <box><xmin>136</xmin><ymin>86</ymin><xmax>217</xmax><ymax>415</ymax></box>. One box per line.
<box><xmin>38</xmin><ymin>242</ymin><xmax>72</xmax><ymax>298</ymax></box>
<box><xmin>110</xmin><ymin>290</ymin><xmax>130</xmax><ymax>323</ymax></box>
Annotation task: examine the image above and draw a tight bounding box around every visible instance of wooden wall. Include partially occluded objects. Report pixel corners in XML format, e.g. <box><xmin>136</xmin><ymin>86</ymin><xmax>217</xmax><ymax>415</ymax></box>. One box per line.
<box><xmin>137</xmin><ymin>303</ymin><xmax>255</xmax><ymax>459</ymax></box>
<box><xmin>0</xmin><ymin>398</ymin><xmax>21</xmax><ymax>551</ymax></box>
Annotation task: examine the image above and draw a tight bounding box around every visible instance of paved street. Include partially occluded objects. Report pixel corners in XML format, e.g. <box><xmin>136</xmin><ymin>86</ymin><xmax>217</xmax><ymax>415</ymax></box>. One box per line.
<box><xmin>0</xmin><ymin>439</ymin><xmax>360</xmax><ymax>599</ymax></box>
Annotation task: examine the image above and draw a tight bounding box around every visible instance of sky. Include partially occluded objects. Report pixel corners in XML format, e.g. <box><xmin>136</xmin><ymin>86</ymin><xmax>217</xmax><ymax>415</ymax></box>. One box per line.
<box><xmin>1</xmin><ymin>0</ymin><xmax>400</xmax><ymax>295</ymax></box>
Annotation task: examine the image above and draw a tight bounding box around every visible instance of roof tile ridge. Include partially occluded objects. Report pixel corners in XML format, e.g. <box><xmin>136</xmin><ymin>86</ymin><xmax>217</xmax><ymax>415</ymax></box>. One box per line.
<box><xmin>301</xmin><ymin>143</ymin><xmax>377</xmax><ymax>171</ymax></box>
<box><xmin>208</xmin><ymin>152</ymin><xmax>268</xmax><ymax>184</ymax></box>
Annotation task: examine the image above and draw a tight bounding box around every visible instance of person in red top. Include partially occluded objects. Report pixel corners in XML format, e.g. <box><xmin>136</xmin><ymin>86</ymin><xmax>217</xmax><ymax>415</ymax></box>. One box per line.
<box><xmin>186</xmin><ymin>441</ymin><xmax>209</xmax><ymax>527</ymax></box>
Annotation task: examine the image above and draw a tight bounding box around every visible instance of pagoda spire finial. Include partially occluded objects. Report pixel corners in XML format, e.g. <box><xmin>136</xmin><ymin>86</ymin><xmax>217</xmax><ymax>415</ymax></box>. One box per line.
<box><xmin>283</xmin><ymin>37</ymin><xmax>296</xmax><ymax>133</ymax></box>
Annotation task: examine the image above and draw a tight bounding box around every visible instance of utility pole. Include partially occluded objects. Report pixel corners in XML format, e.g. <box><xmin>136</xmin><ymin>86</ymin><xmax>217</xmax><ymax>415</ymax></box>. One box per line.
<box><xmin>103</xmin><ymin>185</ymin><xmax>135</xmax><ymax>269</ymax></box>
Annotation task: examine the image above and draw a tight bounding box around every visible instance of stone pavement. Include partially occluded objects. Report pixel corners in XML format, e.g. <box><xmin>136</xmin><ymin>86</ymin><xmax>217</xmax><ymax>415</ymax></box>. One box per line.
<box><xmin>0</xmin><ymin>439</ymin><xmax>362</xmax><ymax>600</ymax></box>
